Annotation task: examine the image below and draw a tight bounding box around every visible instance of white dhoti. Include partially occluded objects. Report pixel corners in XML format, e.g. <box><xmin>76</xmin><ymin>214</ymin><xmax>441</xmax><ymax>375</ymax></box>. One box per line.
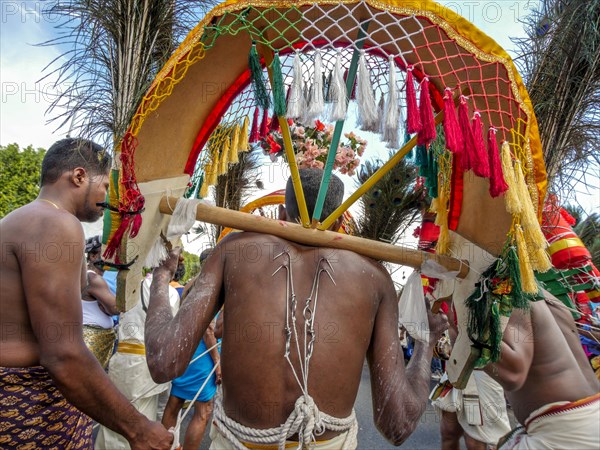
<box><xmin>209</xmin><ymin>424</ymin><xmax>353</xmax><ymax>449</ymax></box>
<box><xmin>94</xmin><ymin>351</ymin><xmax>171</xmax><ymax>450</ymax></box>
<box><xmin>432</xmin><ymin>370</ymin><xmax>511</xmax><ymax>445</ymax></box>
<box><xmin>499</xmin><ymin>393</ymin><xmax>600</xmax><ymax>449</ymax></box>
<box><xmin>209</xmin><ymin>393</ymin><xmax>358</xmax><ymax>450</ymax></box>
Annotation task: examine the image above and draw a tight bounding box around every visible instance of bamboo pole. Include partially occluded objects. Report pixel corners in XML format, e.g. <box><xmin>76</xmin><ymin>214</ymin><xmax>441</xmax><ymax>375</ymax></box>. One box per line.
<box><xmin>159</xmin><ymin>196</ymin><xmax>469</xmax><ymax>278</ymax></box>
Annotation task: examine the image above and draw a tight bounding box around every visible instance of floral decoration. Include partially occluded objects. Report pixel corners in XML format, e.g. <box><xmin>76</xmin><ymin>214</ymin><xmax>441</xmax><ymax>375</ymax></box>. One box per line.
<box><xmin>260</xmin><ymin>119</ymin><xmax>367</xmax><ymax>176</ymax></box>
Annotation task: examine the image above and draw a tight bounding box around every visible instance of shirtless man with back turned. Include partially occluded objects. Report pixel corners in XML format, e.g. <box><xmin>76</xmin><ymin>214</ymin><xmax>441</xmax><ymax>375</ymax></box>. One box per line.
<box><xmin>0</xmin><ymin>138</ymin><xmax>172</xmax><ymax>449</ymax></box>
<box><xmin>146</xmin><ymin>168</ymin><xmax>448</xmax><ymax>449</ymax></box>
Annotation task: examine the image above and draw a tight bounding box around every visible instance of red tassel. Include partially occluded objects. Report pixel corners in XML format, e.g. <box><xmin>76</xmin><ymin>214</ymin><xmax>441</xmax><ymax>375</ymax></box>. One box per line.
<box><xmin>458</xmin><ymin>97</ymin><xmax>474</xmax><ymax>170</ymax></box>
<box><xmin>443</xmin><ymin>87</ymin><xmax>463</xmax><ymax>153</ymax></box>
<box><xmin>406</xmin><ymin>67</ymin><xmax>421</xmax><ymax>134</ymax></box>
<box><xmin>560</xmin><ymin>208</ymin><xmax>577</xmax><ymax>226</ymax></box>
<box><xmin>417</xmin><ymin>77</ymin><xmax>436</xmax><ymax>146</ymax></box>
<box><xmin>249</xmin><ymin>106</ymin><xmax>260</xmax><ymax>143</ymax></box>
<box><xmin>259</xmin><ymin>108</ymin><xmax>269</xmax><ymax>138</ymax></box>
<box><xmin>130</xmin><ymin>211</ymin><xmax>143</xmax><ymax>238</ymax></box>
<box><xmin>471</xmin><ymin>112</ymin><xmax>490</xmax><ymax>178</ymax></box>
<box><xmin>487</xmin><ymin>128</ymin><xmax>508</xmax><ymax>197</ymax></box>
<box><xmin>269</xmin><ymin>109</ymin><xmax>280</xmax><ymax>133</ymax></box>
<box><xmin>103</xmin><ymin>216</ymin><xmax>131</xmax><ymax>263</ymax></box>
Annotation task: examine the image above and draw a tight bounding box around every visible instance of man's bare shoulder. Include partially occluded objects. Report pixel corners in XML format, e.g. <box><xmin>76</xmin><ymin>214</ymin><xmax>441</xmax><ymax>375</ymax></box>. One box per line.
<box><xmin>1</xmin><ymin>203</ymin><xmax>84</xmax><ymax>252</ymax></box>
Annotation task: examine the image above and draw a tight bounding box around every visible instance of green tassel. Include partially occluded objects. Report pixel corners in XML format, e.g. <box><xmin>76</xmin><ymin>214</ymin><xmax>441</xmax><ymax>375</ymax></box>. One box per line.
<box><xmin>249</xmin><ymin>43</ymin><xmax>271</xmax><ymax>110</ymax></box>
<box><xmin>271</xmin><ymin>51</ymin><xmax>286</xmax><ymax>117</ymax></box>
<box><xmin>416</xmin><ymin>145</ymin><xmax>428</xmax><ymax>176</ymax></box>
<box><xmin>507</xmin><ymin>245</ymin><xmax>530</xmax><ymax>309</ymax></box>
<box><xmin>489</xmin><ymin>300</ymin><xmax>502</xmax><ymax>362</ymax></box>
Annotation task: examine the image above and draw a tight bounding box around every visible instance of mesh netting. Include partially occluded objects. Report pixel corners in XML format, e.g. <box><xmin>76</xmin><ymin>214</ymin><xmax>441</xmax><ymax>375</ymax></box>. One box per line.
<box><xmin>180</xmin><ymin>1</ymin><xmax>537</xmax><ymax>195</ymax></box>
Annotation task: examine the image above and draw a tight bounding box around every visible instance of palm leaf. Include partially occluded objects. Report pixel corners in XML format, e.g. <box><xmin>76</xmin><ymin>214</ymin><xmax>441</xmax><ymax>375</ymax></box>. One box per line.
<box><xmin>41</xmin><ymin>0</ymin><xmax>219</xmax><ymax>148</ymax></box>
<box><xmin>513</xmin><ymin>0</ymin><xmax>600</xmax><ymax>200</ymax></box>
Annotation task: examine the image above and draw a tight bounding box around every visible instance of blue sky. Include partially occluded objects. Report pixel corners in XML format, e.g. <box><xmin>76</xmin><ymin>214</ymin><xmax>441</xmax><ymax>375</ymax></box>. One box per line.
<box><xmin>1</xmin><ymin>0</ymin><xmax>597</xmax><ymax>214</ymax></box>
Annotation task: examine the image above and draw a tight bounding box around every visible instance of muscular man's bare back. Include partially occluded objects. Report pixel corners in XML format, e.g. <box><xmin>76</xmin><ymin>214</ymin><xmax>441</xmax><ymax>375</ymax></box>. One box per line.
<box><xmin>146</xmin><ymin>232</ymin><xmax>448</xmax><ymax>445</ymax></box>
<box><xmin>217</xmin><ymin>233</ymin><xmax>385</xmax><ymax>430</ymax></box>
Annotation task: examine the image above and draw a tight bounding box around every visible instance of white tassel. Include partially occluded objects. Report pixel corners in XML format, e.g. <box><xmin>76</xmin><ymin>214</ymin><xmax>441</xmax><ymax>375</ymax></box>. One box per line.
<box><xmin>357</xmin><ymin>50</ymin><xmax>378</xmax><ymax>131</ymax></box>
<box><xmin>145</xmin><ymin>238</ymin><xmax>168</xmax><ymax>268</ymax></box>
<box><xmin>328</xmin><ymin>50</ymin><xmax>347</xmax><ymax>122</ymax></box>
<box><xmin>300</xmin><ymin>83</ymin><xmax>312</xmax><ymax>126</ymax></box>
<box><xmin>383</xmin><ymin>55</ymin><xmax>400</xmax><ymax>148</ymax></box>
<box><xmin>286</xmin><ymin>51</ymin><xmax>304</xmax><ymax>120</ymax></box>
<box><xmin>306</xmin><ymin>50</ymin><xmax>324</xmax><ymax>122</ymax></box>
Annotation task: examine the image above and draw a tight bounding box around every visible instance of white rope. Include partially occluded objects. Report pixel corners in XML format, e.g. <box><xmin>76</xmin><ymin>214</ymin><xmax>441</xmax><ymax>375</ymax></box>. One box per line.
<box><xmin>170</xmin><ymin>359</ymin><xmax>222</xmax><ymax>450</ymax></box>
<box><xmin>213</xmin><ymin>393</ymin><xmax>358</xmax><ymax>450</ymax></box>
<box><xmin>93</xmin><ymin>341</ymin><xmax>222</xmax><ymax>432</ymax></box>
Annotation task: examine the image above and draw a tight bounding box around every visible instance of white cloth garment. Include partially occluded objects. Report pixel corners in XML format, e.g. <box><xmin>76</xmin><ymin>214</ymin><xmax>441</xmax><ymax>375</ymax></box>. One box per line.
<box><xmin>499</xmin><ymin>394</ymin><xmax>600</xmax><ymax>449</ymax></box>
<box><xmin>95</xmin><ymin>275</ymin><xmax>180</xmax><ymax>450</ymax></box>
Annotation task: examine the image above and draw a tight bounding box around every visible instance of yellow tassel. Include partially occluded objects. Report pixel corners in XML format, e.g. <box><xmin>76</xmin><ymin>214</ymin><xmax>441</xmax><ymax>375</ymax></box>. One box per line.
<box><xmin>239</xmin><ymin>116</ymin><xmax>249</xmax><ymax>152</ymax></box>
<box><xmin>218</xmin><ymin>139</ymin><xmax>230</xmax><ymax>175</ymax></box>
<box><xmin>515</xmin><ymin>225</ymin><xmax>538</xmax><ymax>293</ymax></box>
<box><xmin>514</xmin><ymin>161</ymin><xmax>552</xmax><ymax>272</ymax></box>
<box><xmin>206</xmin><ymin>162</ymin><xmax>218</xmax><ymax>186</ymax></box>
<box><xmin>199</xmin><ymin>179</ymin><xmax>209</xmax><ymax>199</ymax></box>
<box><xmin>430</xmin><ymin>197</ymin><xmax>439</xmax><ymax>214</ymax></box>
<box><xmin>434</xmin><ymin>189</ymin><xmax>450</xmax><ymax>255</ymax></box>
<box><xmin>500</xmin><ymin>142</ymin><xmax>521</xmax><ymax>214</ymax></box>
<box><xmin>229</xmin><ymin>125</ymin><xmax>240</xmax><ymax>164</ymax></box>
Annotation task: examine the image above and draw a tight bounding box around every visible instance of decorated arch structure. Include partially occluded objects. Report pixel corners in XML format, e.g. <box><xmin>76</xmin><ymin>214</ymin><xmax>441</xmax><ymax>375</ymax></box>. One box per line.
<box><xmin>102</xmin><ymin>0</ymin><xmax>551</xmax><ymax>386</ymax></box>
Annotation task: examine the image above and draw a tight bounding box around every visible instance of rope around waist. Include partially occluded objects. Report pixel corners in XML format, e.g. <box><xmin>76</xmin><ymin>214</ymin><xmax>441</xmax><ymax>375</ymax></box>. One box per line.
<box><xmin>212</xmin><ymin>393</ymin><xmax>358</xmax><ymax>450</ymax></box>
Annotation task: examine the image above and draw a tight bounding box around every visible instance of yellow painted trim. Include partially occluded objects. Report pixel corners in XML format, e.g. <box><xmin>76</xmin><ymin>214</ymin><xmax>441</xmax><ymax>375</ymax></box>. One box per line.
<box><xmin>117</xmin><ymin>342</ymin><xmax>146</xmax><ymax>356</ymax></box>
<box><xmin>547</xmin><ymin>237</ymin><xmax>586</xmax><ymax>255</ymax></box>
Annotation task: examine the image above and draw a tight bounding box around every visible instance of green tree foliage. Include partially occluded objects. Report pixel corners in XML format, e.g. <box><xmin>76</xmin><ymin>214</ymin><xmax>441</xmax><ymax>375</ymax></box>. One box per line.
<box><xmin>514</xmin><ymin>0</ymin><xmax>600</xmax><ymax>198</ymax></box>
<box><xmin>181</xmin><ymin>250</ymin><xmax>201</xmax><ymax>284</ymax></box>
<box><xmin>0</xmin><ymin>144</ymin><xmax>46</xmax><ymax>218</ymax></box>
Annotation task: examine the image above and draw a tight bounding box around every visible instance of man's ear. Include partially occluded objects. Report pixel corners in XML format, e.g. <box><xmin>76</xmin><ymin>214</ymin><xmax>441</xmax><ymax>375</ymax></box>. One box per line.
<box><xmin>278</xmin><ymin>205</ymin><xmax>287</xmax><ymax>221</ymax></box>
<box><xmin>72</xmin><ymin>167</ymin><xmax>87</xmax><ymax>187</ymax></box>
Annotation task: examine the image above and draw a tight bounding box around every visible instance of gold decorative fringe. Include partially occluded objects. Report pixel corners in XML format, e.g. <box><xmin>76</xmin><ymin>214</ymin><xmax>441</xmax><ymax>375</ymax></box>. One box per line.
<box><xmin>229</xmin><ymin>124</ymin><xmax>240</xmax><ymax>164</ymax></box>
<box><xmin>435</xmin><ymin>188</ymin><xmax>450</xmax><ymax>255</ymax></box>
<box><xmin>206</xmin><ymin>162</ymin><xmax>218</xmax><ymax>186</ymax></box>
<box><xmin>513</xmin><ymin>161</ymin><xmax>552</xmax><ymax>272</ymax></box>
<box><xmin>515</xmin><ymin>225</ymin><xmax>538</xmax><ymax>293</ymax></box>
<box><xmin>500</xmin><ymin>142</ymin><xmax>521</xmax><ymax>215</ymax></box>
<box><xmin>218</xmin><ymin>139</ymin><xmax>230</xmax><ymax>175</ymax></box>
<box><xmin>199</xmin><ymin>179</ymin><xmax>209</xmax><ymax>198</ymax></box>
<box><xmin>430</xmin><ymin>197</ymin><xmax>439</xmax><ymax>213</ymax></box>
<box><xmin>239</xmin><ymin>116</ymin><xmax>249</xmax><ymax>152</ymax></box>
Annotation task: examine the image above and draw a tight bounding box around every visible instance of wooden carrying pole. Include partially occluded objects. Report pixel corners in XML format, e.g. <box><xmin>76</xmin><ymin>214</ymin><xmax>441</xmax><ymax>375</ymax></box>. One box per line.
<box><xmin>159</xmin><ymin>196</ymin><xmax>469</xmax><ymax>278</ymax></box>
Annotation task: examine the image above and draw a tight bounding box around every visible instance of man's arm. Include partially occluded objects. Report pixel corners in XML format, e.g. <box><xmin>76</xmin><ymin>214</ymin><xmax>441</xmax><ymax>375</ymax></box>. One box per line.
<box><xmin>204</xmin><ymin>319</ymin><xmax>222</xmax><ymax>385</ymax></box>
<box><xmin>484</xmin><ymin>307</ymin><xmax>534</xmax><ymax>391</ymax></box>
<box><xmin>146</xmin><ymin>247</ymin><xmax>224</xmax><ymax>382</ymax></box>
<box><xmin>21</xmin><ymin>215</ymin><xmax>171</xmax><ymax>450</ymax></box>
<box><xmin>367</xmin><ymin>270</ymin><xmax>448</xmax><ymax>445</ymax></box>
<box><xmin>86</xmin><ymin>272</ymin><xmax>119</xmax><ymax>315</ymax></box>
